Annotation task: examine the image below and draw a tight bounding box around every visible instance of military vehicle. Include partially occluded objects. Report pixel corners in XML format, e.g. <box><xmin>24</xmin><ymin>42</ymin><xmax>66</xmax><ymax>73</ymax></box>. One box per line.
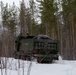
<box><xmin>15</xmin><ymin>34</ymin><xmax>59</xmax><ymax>63</ymax></box>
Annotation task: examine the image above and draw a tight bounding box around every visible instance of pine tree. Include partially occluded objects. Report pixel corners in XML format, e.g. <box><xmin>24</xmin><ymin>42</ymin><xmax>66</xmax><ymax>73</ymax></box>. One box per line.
<box><xmin>60</xmin><ymin>0</ymin><xmax>76</xmax><ymax>59</ymax></box>
<box><xmin>19</xmin><ymin>0</ymin><xmax>28</xmax><ymax>36</ymax></box>
<box><xmin>0</xmin><ymin>2</ymin><xmax>18</xmax><ymax>57</ymax></box>
<box><xmin>29</xmin><ymin>0</ymin><xmax>37</xmax><ymax>35</ymax></box>
<box><xmin>37</xmin><ymin>0</ymin><xmax>57</xmax><ymax>39</ymax></box>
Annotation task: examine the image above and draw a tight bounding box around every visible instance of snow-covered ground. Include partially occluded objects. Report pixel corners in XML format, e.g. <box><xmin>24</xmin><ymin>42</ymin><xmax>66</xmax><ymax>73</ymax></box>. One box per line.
<box><xmin>0</xmin><ymin>56</ymin><xmax>76</xmax><ymax>75</ymax></box>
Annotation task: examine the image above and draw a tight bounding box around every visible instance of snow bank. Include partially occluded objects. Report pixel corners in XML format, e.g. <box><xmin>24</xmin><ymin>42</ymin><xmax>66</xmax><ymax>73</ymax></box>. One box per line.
<box><xmin>0</xmin><ymin>57</ymin><xmax>76</xmax><ymax>75</ymax></box>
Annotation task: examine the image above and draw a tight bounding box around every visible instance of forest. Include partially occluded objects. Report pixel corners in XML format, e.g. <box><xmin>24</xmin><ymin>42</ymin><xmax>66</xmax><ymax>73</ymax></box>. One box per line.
<box><xmin>0</xmin><ymin>0</ymin><xmax>76</xmax><ymax>60</ymax></box>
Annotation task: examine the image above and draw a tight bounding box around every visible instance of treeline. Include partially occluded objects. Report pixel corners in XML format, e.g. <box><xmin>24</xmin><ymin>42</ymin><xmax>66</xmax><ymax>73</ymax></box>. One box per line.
<box><xmin>0</xmin><ymin>0</ymin><xmax>76</xmax><ymax>60</ymax></box>
<box><xmin>0</xmin><ymin>0</ymin><xmax>41</xmax><ymax>57</ymax></box>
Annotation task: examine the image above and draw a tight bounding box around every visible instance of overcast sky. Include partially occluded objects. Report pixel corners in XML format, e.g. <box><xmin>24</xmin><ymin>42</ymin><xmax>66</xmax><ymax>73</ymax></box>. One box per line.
<box><xmin>0</xmin><ymin>0</ymin><xmax>29</xmax><ymax>7</ymax></box>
